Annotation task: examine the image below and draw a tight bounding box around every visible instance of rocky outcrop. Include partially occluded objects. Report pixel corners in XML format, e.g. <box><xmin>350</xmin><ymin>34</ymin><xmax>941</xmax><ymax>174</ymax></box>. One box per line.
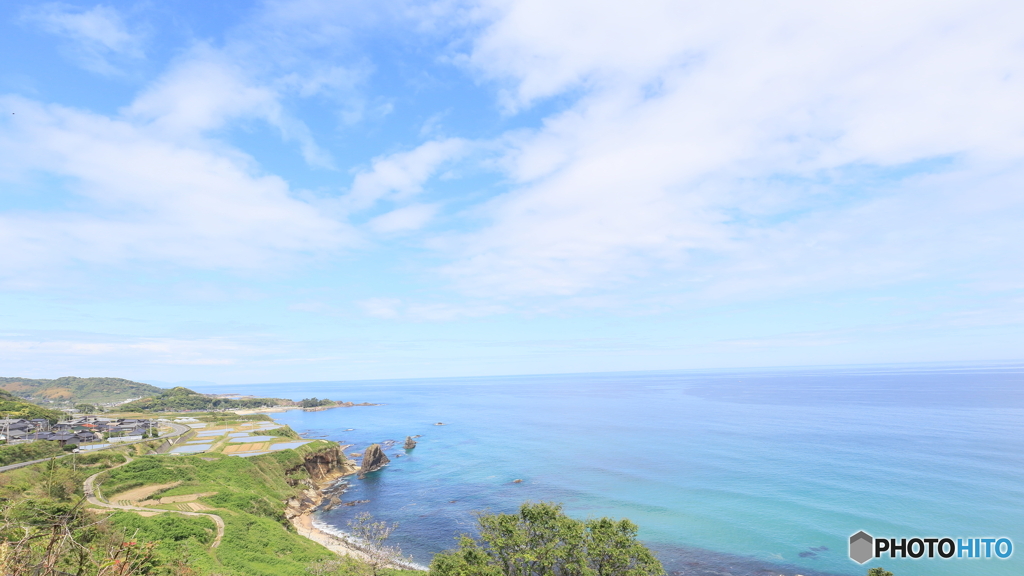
<box><xmin>295</xmin><ymin>445</ymin><xmax>358</xmax><ymax>484</ymax></box>
<box><xmin>359</xmin><ymin>443</ymin><xmax>390</xmax><ymax>475</ymax></box>
<box><xmin>284</xmin><ymin>445</ymin><xmax>357</xmax><ymax>520</ymax></box>
<box><xmin>404</xmin><ymin>436</ymin><xmax>417</xmax><ymax>449</ymax></box>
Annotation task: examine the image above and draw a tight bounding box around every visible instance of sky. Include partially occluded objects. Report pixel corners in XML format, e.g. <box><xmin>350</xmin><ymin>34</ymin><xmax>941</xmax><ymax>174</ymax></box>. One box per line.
<box><xmin>0</xmin><ymin>0</ymin><xmax>1022</xmax><ymax>385</ymax></box>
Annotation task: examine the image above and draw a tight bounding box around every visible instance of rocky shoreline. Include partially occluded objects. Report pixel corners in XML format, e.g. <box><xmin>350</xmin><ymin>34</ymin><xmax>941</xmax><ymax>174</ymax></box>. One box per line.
<box><xmin>279</xmin><ymin>434</ymin><xmax>422</xmax><ymax>570</ymax></box>
<box><xmin>282</xmin><ymin>443</ymin><xmax>367</xmax><ymax>560</ymax></box>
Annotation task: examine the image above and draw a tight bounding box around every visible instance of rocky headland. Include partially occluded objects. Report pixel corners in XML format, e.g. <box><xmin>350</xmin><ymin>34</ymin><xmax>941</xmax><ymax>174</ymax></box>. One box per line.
<box><xmin>284</xmin><ymin>444</ymin><xmax>358</xmax><ymax>522</ymax></box>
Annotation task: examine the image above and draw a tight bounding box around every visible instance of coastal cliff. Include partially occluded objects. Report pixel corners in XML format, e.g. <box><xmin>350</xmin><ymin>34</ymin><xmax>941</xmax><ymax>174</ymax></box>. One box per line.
<box><xmin>285</xmin><ymin>445</ymin><xmax>358</xmax><ymax>521</ymax></box>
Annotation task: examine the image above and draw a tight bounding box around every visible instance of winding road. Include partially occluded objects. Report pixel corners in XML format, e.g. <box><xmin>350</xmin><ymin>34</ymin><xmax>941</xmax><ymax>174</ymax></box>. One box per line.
<box><xmin>82</xmin><ymin>453</ymin><xmax>226</xmax><ymax>549</ymax></box>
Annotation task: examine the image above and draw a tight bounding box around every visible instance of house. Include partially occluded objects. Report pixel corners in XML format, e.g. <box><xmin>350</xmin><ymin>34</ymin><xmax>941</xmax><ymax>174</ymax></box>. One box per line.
<box><xmin>0</xmin><ymin>418</ymin><xmax>30</xmax><ymax>430</ymax></box>
<box><xmin>74</xmin><ymin>431</ymin><xmax>100</xmax><ymax>443</ymax></box>
<box><xmin>49</xmin><ymin>433</ymin><xmax>79</xmax><ymax>446</ymax></box>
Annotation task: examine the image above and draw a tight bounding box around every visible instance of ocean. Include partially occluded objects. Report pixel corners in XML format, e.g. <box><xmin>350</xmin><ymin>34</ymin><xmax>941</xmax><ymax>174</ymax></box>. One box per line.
<box><xmin>194</xmin><ymin>364</ymin><xmax>1024</xmax><ymax>576</ymax></box>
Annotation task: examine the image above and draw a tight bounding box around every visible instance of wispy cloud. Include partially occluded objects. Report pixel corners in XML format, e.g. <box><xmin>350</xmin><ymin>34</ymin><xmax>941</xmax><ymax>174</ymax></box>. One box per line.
<box><xmin>356</xmin><ymin>297</ymin><xmax>505</xmax><ymax>321</ymax></box>
<box><xmin>0</xmin><ymin>95</ymin><xmax>352</xmax><ymax>280</ymax></box>
<box><xmin>346</xmin><ymin>138</ymin><xmax>469</xmax><ymax>211</ymax></box>
<box><xmin>434</xmin><ymin>0</ymin><xmax>1024</xmax><ymax>302</ymax></box>
<box><xmin>22</xmin><ymin>3</ymin><xmax>145</xmax><ymax>75</ymax></box>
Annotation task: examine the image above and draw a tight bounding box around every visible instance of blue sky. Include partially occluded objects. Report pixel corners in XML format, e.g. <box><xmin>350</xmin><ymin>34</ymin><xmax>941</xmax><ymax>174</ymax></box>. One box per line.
<box><xmin>1</xmin><ymin>0</ymin><xmax>1022</xmax><ymax>385</ymax></box>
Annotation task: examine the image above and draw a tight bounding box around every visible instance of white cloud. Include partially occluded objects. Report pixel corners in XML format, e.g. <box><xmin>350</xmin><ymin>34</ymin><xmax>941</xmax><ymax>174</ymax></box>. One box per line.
<box><xmin>126</xmin><ymin>46</ymin><xmax>334</xmax><ymax>168</ymax></box>
<box><xmin>22</xmin><ymin>3</ymin><xmax>145</xmax><ymax>75</ymax></box>
<box><xmin>358</xmin><ymin>297</ymin><xmax>403</xmax><ymax>319</ymax></box>
<box><xmin>368</xmin><ymin>203</ymin><xmax>440</xmax><ymax>233</ymax></box>
<box><xmin>356</xmin><ymin>297</ymin><xmax>505</xmax><ymax>321</ymax></box>
<box><xmin>0</xmin><ymin>95</ymin><xmax>351</xmax><ymax>278</ymax></box>
<box><xmin>438</xmin><ymin>0</ymin><xmax>1024</xmax><ymax>300</ymax></box>
<box><xmin>347</xmin><ymin>138</ymin><xmax>469</xmax><ymax>210</ymax></box>
<box><xmin>0</xmin><ymin>335</ymin><xmax>246</xmax><ymax>366</ymax></box>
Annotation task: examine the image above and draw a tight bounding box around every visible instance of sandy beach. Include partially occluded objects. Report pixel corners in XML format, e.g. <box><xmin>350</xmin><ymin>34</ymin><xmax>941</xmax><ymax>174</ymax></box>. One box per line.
<box><xmin>291</xmin><ymin>512</ymin><xmax>371</xmax><ymax>561</ymax></box>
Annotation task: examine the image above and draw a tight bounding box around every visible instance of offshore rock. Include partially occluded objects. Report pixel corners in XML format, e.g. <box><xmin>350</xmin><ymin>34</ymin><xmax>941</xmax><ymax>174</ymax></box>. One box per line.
<box><xmin>359</xmin><ymin>443</ymin><xmax>391</xmax><ymax>475</ymax></box>
<box><xmin>404</xmin><ymin>436</ymin><xmax>417</xmax><ymax>449</ymax></box>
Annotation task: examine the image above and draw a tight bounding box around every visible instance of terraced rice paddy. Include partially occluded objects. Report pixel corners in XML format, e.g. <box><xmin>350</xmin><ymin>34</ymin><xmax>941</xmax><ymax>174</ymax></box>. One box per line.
<box><xmin>227</xmin><ymin>435</ymin><xmax>277</xmax><ymax>442</ymax></box>
<box><xmin>222</xmin><ymin>442</ymin><xmax>270</xmax><ymax>454</ymax></box>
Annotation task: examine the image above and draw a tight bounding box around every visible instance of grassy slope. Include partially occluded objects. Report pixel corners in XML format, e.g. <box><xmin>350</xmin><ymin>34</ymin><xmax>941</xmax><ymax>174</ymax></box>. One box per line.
<box><xmin>100</xmin><ymin>441</ymin><xmax>388</xmax><ymax>576</ymax></box>
<box><xmin>0</xmin><ymin>388</ymin><xmax>67</xmax><ymax>423</ymax></box>
<box><xmin>0</xmin><ymin>376</ymin><xmax>165</xmax><ymax>406</ymax></box>
<box><xmin>1</xmin><ymin>412</ymin><xmax>420</xmax><ymax>576</ymax></box>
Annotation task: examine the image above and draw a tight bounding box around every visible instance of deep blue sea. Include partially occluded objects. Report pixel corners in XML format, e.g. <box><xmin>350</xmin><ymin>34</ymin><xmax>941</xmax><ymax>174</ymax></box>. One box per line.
<box><xmin>194</xmin><ymin>364</ymin><xmax>1024</xmax><ymax>576</ymax></box>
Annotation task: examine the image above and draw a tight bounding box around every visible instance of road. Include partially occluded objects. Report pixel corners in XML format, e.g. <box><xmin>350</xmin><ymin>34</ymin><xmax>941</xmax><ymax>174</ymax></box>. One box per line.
<box><xmin>82</xmin><ymin>453</ymin><xmax>225</xmax><ymax>549</ymax></box>
<box><xmin>0</xmin><ymin>421</ymin><xmax>191</xmax><ymax>474</ymax></box>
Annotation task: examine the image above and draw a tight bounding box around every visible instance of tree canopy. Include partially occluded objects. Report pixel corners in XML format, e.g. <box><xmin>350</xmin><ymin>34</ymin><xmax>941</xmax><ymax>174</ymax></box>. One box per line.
<box><xmin>0</xmin><ymin>376</ymin><xmax>165</xmax><ymax>405</ymax></box>
<box><xmin>118</xmin><ymin>387</ymin><xmax>283</xmax><ymax>412</ymax></box>
<box><xmin>0</xmin><ymin>389</ymin><xmax>65</xmax><ymax>424</ymax></box>
<box><xmin>430</xmin><ymin>502</ymin><xmax>664</xmax><ymax>576</ymax></box>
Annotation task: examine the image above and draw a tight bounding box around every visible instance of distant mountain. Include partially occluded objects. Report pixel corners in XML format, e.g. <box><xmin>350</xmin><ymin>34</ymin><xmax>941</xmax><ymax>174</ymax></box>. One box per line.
<box><xmin>0</xmin><ymin>376</ymin><xmax>166</xmax><ymax>406</ymax></box>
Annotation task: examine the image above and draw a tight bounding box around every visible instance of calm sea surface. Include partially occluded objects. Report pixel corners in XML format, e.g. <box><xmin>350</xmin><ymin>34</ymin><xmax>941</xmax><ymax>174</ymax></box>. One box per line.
<box><xmin>194</xmin><ymin>364</ymin><xmax>1024</xmax><ymax>576</ymax></box>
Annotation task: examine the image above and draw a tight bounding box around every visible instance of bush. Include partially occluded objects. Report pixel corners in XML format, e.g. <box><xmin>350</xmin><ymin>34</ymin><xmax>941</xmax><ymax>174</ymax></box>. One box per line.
<box><xmin>0</xmin><ymin>441</ymin><xmax>65</xmax><ymax>466</ymax></box>
<box><xmin>109</xmin><ymin>510</ymin><xmax>216</xmax><ymax>544</ymax></box>
<box><xmin>430</xmin><ymin>502</ymin><xmax>664</xmax><ymax>576</ymax></box>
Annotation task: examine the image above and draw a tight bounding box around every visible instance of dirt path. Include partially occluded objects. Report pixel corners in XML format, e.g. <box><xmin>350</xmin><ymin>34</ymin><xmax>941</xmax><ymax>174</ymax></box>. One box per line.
<box><xmin>83</xmin><ymin>456</ymin><xmax>226</xmax><ymax>549</ymax></box>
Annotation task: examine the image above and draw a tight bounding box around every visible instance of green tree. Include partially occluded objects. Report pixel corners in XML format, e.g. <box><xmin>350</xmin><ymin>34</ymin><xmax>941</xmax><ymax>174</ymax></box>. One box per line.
<box><xmin>867</xmin><ymin>568</ymin><xmax>894</xmax><ymax>576</ymax></box>
<box><xmin>74</xmin><ymin>403</ymin><xmax>96</xmax><ymax>413</ymax></box>
<box><xmin>430</xmin><ymin>502</ymin><xmax>664</xmax><ymax>576</ymax></box>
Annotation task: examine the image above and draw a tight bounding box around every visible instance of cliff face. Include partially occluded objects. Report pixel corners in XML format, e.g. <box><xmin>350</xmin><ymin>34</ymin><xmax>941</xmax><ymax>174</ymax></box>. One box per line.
<box><xmin>285</xmin><ymin>446</ymin><xmax>357</xmax><ymax>520</ymax></box>
<box><xmin>404</xmin><ymin>436</ymin><xmax>417</xmax><ymax>449</ymax></box>
<box><xmin>299</xmin><ymin>445</ymin><xmax>358</xmax><ymax>484</ymax></box>
<box><xmin>359</xmin><ymin>443</ymin><xmax>391</xmax><ymax>475</ymax></box>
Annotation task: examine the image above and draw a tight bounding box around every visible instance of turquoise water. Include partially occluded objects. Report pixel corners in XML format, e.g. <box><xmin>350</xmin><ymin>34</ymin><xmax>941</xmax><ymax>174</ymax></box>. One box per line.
<box><xmin>196</xmin><ymin>364</ymin><xmax>1024</xmax><ymax>576</ymax></box>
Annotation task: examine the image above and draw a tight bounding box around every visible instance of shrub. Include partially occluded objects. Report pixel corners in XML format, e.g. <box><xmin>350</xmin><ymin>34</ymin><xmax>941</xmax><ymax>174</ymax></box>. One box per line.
<box><xmin>430</xmin><ymin>502</ymin><xmax>664</xmax><ymax>576</ymax></box>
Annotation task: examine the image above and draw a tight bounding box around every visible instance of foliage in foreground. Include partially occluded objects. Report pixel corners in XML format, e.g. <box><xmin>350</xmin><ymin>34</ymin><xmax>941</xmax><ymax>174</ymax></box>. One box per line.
<box><xmin>867</xmin><ymin>568</ymin><xmax>894</xmax><ymax>576</ymax></box>
<box><xmin>0</xmin><ymin>449</ymin><xmax>181</xmax><ymax>576</ymax></box>
<box><xmin>430</xmin><ymin>502</ymin><xmax>664</xmax><ymax>576</ymax></box>
<box><xmin>346</xmin><ymin>512</ymin><xmax>411</xmax><ymax>576</ymax></box>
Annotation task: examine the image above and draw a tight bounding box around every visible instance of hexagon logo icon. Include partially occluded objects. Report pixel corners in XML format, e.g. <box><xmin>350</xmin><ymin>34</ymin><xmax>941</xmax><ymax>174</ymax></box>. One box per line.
<box><xmin>849</xmin><ymin>531</ymin><xmax>874</xmax><ymax>564</ymax></box>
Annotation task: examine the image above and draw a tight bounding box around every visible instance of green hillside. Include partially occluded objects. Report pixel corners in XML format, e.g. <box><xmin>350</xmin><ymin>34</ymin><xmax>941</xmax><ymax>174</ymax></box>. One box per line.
<box><xmin>0</xmin><ymin>376</ymin><xmax>165</xmax><ymax>406</ymax></box>
<box><xmin>0</xmin><ymin>389</ymin><xmax>65</xmax><ymax>423</ymax></box>
<box><xmin>118</xmin><ymin>386</ymin><xmax>285</xmax><ymax>412</ymax></box>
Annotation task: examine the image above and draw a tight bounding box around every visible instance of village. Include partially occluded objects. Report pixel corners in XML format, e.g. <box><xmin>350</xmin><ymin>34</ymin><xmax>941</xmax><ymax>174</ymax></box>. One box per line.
<box><xmin>0</xmin><ymin>415</ymin><xmax>156</xmax><ymax>447</ymax></box>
